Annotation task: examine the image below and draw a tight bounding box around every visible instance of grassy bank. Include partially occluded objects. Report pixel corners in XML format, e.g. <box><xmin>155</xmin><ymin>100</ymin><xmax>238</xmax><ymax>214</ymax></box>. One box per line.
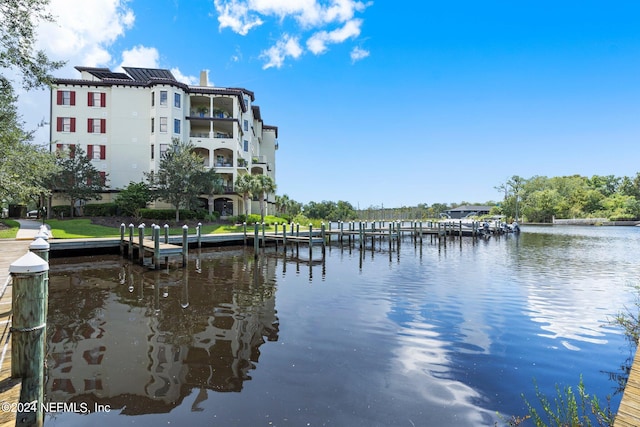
<box><xmin>44</xmin><ymin>219</ymin><xmax>274</xmax><ymax>239</ymax></box>
<box><xmin>0</xmin><ymin>220</ymin><xmax>19</xmax><ymax>239</ymax></box>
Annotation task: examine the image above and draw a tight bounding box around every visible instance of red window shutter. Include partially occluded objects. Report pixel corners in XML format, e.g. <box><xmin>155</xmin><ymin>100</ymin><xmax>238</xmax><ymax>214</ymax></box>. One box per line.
<box><xmin>88</xmin><ymin>92</ymin><xmax>93</xmax><ymax>106</ymax></box>
<box><xmin>69</xmin><ymin>144</ymin><xmax>76</xmax><ymax>158</ymax></box>
<box><xmin>56</xmin><ymin>144</ymin><xmax>63</xmax><ymax>152</ymax></box>
<box><xmin>100</xmin><ymin>145</ymin><xmax>106</xmax><ymax>159</ymax></box>
<box><xmin>100</xmin><ymin>119</ymin><xmax>106</xmax><ymax>133</ymax></box>
<box><xmin>56</xmin><ymin>91</ymin><xmax>63</xmax><ymax>105</ymax></box>
<box><xmin>70</xmin><ymin>91</ymin><xmax>75</xmax><ymax>106</ymax></box>
<box><xmin>56</xmin><ymin>117</ymin><xmax>63</xmax><ymax>131</ymax></box>
<box><xmin>87</xmin><ymin>145</ymin><xmax>93</xmax><ymax>159</ymax></box>
<box><xmin>87</xmin><ymin>118</ymin><xmax>93</xmax><ymax>133</ymax></box>
<box><xmin>70</xmin><ymin>118</ymin><xmax>76</xmax><ymax>132</ymax></box>
<box><xmin>100</xmin><ymin>93</ymin><xmax>106</xmax><ymax>107</ymax></box>
<box><xmin>99</xmin><ymin>171</ymin><xmax>106</xmax><ymax>185</ymax></box>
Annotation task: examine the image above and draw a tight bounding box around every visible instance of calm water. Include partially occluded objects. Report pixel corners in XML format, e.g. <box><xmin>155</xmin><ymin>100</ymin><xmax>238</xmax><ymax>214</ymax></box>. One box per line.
<box><xmin>44</xmin><ymin>226</ymin><xmax>640</xmax><ymax>426</ymax></box>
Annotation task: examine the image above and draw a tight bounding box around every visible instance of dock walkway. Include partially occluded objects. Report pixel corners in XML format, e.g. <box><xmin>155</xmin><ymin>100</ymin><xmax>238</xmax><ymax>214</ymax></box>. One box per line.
<box><xmin>614</xmin><ymin>346</ymin><xmax>640</xmax><ymax>426</ymax></box>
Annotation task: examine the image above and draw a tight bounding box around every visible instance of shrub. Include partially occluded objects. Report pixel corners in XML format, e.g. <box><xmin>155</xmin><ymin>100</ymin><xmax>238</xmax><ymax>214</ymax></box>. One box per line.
<box><xmin>138</xmin><ymin>208</ymin><xmax>206</xmax><ymax>221</ymax></box>
<box><xmin>84</xmin><ymin>203</ymin><xmax>117</xmax><ymax>217</ymax></box>
<box><xmin>51</xmin><ymin>205</ymin><xmax>71</xmax><ymax>218</ymax></box>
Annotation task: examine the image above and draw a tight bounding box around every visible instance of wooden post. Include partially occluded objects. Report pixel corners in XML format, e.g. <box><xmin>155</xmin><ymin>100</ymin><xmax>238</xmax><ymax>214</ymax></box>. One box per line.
<box><xmin>197</xmin><ymin>222</ymin><xmax>202</xmax><ymax>249</ymax></box>
<box><xmin>120</xmin><ymin>223</ymin><xmax>126</xmax><ymax>256</ymax></box>
<box><xmin>254</xmin><ymin>223</ymin><xmax>259</xmax><ymax>258</ymax></box>
<box><xmin>262</xmin><ymin>222</ymin><xmax>266</xmax><ymax>246</ymax></box>
<box><xmin>459</xmin><ymin>220</ymin><xmax>463</xmax><ymax>237</ymax></box>
<box><xmin>321</xmin><ymin>222</ymin><xmax>326</xmax><ymax>254</ymax></box>
<box><xmin>153</xmin><ymin>225</ymin><xmax>160</xmax><ymax>270</ymax></box>
<box><xmin>29</xmin><ymin>238</ymin><xmax>50</xmax><ymax>263</ymax></box>
<box><xmin>128</xmin><ymin>224</ymin><xmax>134</xmax><ymax>259</ymax></box>
<box><xmin>138</xmin><ymin>224</ymin><xmax>145</xmax><ymax>265</ymax></box>
<box><xmin>243</xmin><ymin>222</ymin><xmax>247</xmax><ymax>245</ymax></box>
<box><xmin>9</xmin><ymin>252</ymin><xmax>49</xmax><ymax>427</ymax></box>
<box><xmin>283</xmin><ymin>223</ymin><xmax>287</xmax><ymax>250</ymax></box>
<box><xmin>309</xmin><ymin>223</ymin><xmax>313</xmax><ymax>260</ymax></box>
<box><xmin>164</xmin><ymin>224</ymin><xmax>169</xmax><ymax>243</ymax></box>
<box><xmin>182</xmin><ymin>225</ymin><xmax>189</xmax><ymax>267</ymax></box>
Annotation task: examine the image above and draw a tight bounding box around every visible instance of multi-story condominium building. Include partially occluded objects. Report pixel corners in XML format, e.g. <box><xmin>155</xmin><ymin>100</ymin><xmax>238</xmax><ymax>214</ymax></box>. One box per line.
<box><xmin>50</xmin><ymin>66</ymin><xmax>278</xmax><ymax>217</ymax></box>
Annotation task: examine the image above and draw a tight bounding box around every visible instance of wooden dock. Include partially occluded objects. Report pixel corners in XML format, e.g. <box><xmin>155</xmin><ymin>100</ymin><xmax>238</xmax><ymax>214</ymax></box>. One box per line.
<box><xmin>614</xmin><ymin>346</ymin><xmax>640</xmax><ymax>426</ymax></box>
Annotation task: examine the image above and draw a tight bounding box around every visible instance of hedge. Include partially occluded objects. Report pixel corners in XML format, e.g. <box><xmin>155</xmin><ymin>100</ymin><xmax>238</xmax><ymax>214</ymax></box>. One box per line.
<box><xmin>138</xmin><ymin>208</ymin><xmax>207</xmax><ymax>221</ymax></box>
<box><xmin>84</xmin><ymin>203</ymin><xmax>118</xmax><ymax>216</ymax></box>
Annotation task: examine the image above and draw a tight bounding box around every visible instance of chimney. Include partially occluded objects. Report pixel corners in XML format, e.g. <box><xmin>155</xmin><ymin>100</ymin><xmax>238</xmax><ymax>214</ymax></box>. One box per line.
<box><xmin>199</xmin><ymin>70</ymin><xmax>208</xmax><ymax>87</ymax></box>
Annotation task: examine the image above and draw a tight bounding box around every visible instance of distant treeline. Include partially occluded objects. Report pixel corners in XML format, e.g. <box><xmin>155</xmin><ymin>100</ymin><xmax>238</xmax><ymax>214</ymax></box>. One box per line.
<box><xmin>287</xmin><ymin>174</ymin><xmax>640</xmax><ymax>224</ymax></box>
<box><xmin>493</xmin><ymin>174</ymin><xmax>640</xmax><ymax>223</ymax></box>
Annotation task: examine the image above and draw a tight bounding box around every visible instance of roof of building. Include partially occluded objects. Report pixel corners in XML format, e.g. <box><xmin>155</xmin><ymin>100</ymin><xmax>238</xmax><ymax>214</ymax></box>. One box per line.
<box><xmin>123</xmin><ymin>67</ymin><xmax>177</xmax><ymax>82</ymax></box>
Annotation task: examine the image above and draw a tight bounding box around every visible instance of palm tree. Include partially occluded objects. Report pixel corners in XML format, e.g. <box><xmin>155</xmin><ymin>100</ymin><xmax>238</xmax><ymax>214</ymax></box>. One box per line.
<box><xmin>251</xmin><ymin>174</ymin><xmax>277</xmax><ymax>223</ymax></box>
<box><xmin>234</xmin><ymin>174</ymin><xmax>254</xmax><ymax>218</ymax></box>
<box><xmin>275</xmin><ymin>194</ymin><xmax>290</xmax><ymax>216</ymax></box>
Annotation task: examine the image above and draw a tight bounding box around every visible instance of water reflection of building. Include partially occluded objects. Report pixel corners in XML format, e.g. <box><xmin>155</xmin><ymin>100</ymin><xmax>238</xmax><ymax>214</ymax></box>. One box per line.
<box><xmin>46</xmin><ymin>253</ymin><xmax>279</xmax><ymax>414</ymax></box>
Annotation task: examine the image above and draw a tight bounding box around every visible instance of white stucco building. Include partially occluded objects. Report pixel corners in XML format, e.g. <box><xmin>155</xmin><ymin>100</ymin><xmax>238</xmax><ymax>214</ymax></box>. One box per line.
<box><xmin>50</xmin><ymin>66</ymin><xmax>278</xmax><ymax>217</ymax></box>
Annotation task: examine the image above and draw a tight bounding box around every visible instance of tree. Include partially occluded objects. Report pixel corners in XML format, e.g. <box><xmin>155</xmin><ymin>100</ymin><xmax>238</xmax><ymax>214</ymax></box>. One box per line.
<box><xmin>251</xmin><ymin>174</ymin><xmax>276</xmax><ymax>223</ymax></box>
<box><xmin>196</xmin><ymin>168</ymin><xmax>225</xmax><ymax>216</ymax></box>
<box><xmin>234</xmin><ymin>174</ymin><xmax>254</xmax><ymax>218</ymax></box>
<box><xmin>1</xmin><ymin>0</ymin><xmax>65</xmax><ymax>90</ymax></box>
<box><xmin>115</xmin><ymin>182</ymin><xmax>153</xmax><ymax>218</ymax></box>
<box><xmin>0</xmin><ymin>79</ymin><xmax>58</xmax><ymax>205</ymax></box>
<box><xmin>145</xmin><ymin>139</ymin><xmax>210</xmax><ymax>222</ymax></box>
<box><xmin>51</xmin><ymin>146</ymin><xmax>106</xmax><ymax>217</ymax></box>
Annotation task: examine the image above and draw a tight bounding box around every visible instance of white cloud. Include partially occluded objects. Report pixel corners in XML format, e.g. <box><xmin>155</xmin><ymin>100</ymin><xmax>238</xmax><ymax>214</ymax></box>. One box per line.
<box><xmin>118</xmin><ymin>45</ymin><xmax>160</xmax><ymax>69</ymax></box>
<box><xmin>214</xmin><ymin>0</ymin><xmax>264</xmax><ymax>35</ymax></box>
<box><xmin>214</xmin><ymin>0</ymin><xmax>372</xmax><ymax>67</ymax></box>
<box><xmin>306</xmin><ymin>18</ymin><xmax>362</xmax><ymax>55</ymax></box>
<box><xmin>260</xmin><ymin>34</ymin><xmax>303</xmax><ymax>69</ymax></box>
<box><xmin>171</xmin><ymin>68</ymin><xmax>200</xmax><ymax>85</ymax></box>
<box><xmin>37</xmin><ymin>0</ymin><xmax>135</xmax><ymax>70</ymax></box>
<box><xmin>350</xmin><ymin>46</ymin><xmax>369</xmax><ymax>63</ymax></box>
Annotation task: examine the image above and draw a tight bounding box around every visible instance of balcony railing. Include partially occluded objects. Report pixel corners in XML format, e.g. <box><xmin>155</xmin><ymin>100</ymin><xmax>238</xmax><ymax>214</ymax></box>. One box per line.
<box><xmin>215</xmin><ymin>161</ymin><xmax>233</xmax><ymax>167</ymax></box>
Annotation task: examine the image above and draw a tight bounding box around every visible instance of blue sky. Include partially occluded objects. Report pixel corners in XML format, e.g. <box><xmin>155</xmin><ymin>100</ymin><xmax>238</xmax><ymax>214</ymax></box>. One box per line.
<box><xmin>18</xmin><ymin>0</ymin><xmax>640</xmax><ymax>208</ymax></box>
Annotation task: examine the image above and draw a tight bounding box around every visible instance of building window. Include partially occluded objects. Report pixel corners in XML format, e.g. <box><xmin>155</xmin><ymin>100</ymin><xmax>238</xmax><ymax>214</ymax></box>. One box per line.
<box><xmin>55</xmin><ymin>143</ymin><xmax>76</xmax><ymax>158</ymax></box>
<box><xmin>174</xmin><ymin>93</ymin><xmax>181</xmax><ymax>108</ymax></box>
<box><xmin>150</xmin><ymin>144</ymin><xmax>154</xmax><ymax>160</ymax></box>
<box><xmin>151</xmin><ymin>92</ymin><xmax>155</xmax><ymax>107</ymax></box>
<box><xmin>160</xmin><ymin>91</ymin><xmax>167</xmax><ymax>106</ymax></box>
<box><xmin>243</xmin><ymin>120</ymin><xmax>248</xmax><ymax>131</ymax></box>
<box><xmin>151</xmin><ymin>118</ymin><xmax>154</xmax><ymax>133</ymax></box>
<box><xmin>159</xmin><ymin>117</ymin><xmax>167</xmax><ymax>133</ymax></box>
<box><xmin>88</xmin><ymin>92</ymin><xmax>106</xmax><ymax>107</ymax></box>
<box><xmin>160</xmin><ymin>144</ymin><xmax>168</xmax><ymax>158</ymax></box>
<box><xmin>243</xmin><ymin>140</ymin><xmax>248</xmax><ymax>152</ymax></box>
<box><xmin>87</xmin><ymin>118</ymin><xmax>106</xmax><ymax>133</ymax></box>
<box><xmin>174</xmin><ymin>119</ymin><xmax>180</xmax><ymax>134</ymax></box>
<box><xmin>87</xmin><ymin>144</ymin><xmax>106</xmax><ymax>160</ymax></box>
<box><xmin>244</xmin><ymin>97</ymin><xmax>249</xmax><ymax>108</ymax></box>
<box><xmin>56</xmin><ymin>117</ymin><xmax>76</xmax><ymax>132</ymax></box>
<box><xmin>56</xmin><ymin>90</ymin><xmax>75</xmax><ymax>106</ymax></box>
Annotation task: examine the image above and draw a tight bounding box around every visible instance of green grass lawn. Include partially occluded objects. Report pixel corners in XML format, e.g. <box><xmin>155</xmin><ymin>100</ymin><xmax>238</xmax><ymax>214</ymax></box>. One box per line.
<box><xmin>43</xmin><ymin>219</ymin><xmax>271</xmax><ymax>239</ymax></box>
<box><xmin>45</xmin><ymin>219</ymin><xmax>122</xmax><ymax>238</ymax></box>
<box><xmin>0</xmin><ymin>219</ymin><xmax>20</xmax><ymax>239</ymax></box>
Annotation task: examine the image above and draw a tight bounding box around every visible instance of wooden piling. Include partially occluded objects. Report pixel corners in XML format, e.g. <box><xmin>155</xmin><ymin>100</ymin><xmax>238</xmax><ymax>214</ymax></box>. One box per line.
<box><xmin>164</xmin><ymin>224</ymin><xmax>169</xmax><ymax>243</ymax></box>
<box><xmin>197</xmin><ymin>223</ymin><xmax>202</xmax><ymax>249</ymax></box>
<box><xmin>128</xmin><ymin>224</ymin><xmax>134</xmax><ymax>259</ymax></box>
<box><xmin>9</xmin><ymin>252</ymin><xmax>49</xmax><ymax>427</ymax></box>
<box><xmin>138</xmin><ymin>224</ymin><xmax>145</xmax><ymax>265</ymax></box>
<box><xmin>153</xmin><ymin>225</ymin><xmax>160</xmax><ymax>269</ymax></box>
<box><xmin>120</xmin><ymin>223</ymin><xmax>126</xmax><ymax>256</ymax></box>
<box><xmin>254</xmin><ymin>223</ymin><xmax>259</xmax><ymax>258</ymax></box>
<box><xmin>182</xmin><ymin>225</ymin><xmax>189</xmax><ymax>267</ymax></box>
